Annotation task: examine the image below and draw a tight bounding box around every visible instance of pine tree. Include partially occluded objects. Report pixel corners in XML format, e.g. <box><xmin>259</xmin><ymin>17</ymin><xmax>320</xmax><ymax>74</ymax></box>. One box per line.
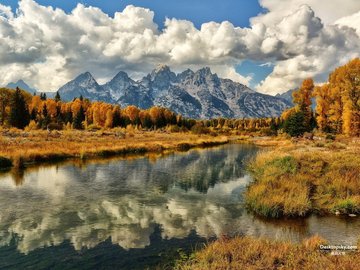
<box><xmin>55</xmin><ymin>91</ymin><xmax>61</xmax><ymax>102</ymax></box>
<box><xmin>42</xmin><ymin>103</ymin><xmax>48</xmax><ymax>118</ymax></box>
<box><xmin>283</xmin><ymin>111</ymin><xmax>307</xmax><ymax>137</ymax></box>
<box><xmin>73</xmin><ymin>105</ymin><xmax>85</xmax><ymax>129</ymax></box>
<box><xmin>30</xmin><ymin>108</ymin><xmax>37</xmax><ymax>120</ymax></box>
<box><xmin>40</xmin><ymin>93</ymin><xmax>47</xmax><ymax>101</ymax></box>
<box><xmin>9</xmin><ymin>87</ymin><xmax>30</xmax><ymax>129</ymax></box>
<box><xmin>112</xmin><ymin>106</ymin><xmax>121</xmax><ymax>127</ymax></box>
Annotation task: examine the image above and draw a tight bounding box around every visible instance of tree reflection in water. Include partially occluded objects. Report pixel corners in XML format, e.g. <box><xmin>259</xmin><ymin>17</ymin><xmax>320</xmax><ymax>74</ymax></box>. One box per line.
<box><xmin>0</xmin><ymin>144</ymin><xmax>359</xmax><ymax>265</ymax></box>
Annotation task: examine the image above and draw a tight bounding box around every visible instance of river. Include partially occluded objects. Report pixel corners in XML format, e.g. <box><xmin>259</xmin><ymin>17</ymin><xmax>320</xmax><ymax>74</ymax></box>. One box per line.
<box><xmin>0</xmin><ymin>144</ymin><xmax>359</xmax><ymax>269</ymax></box>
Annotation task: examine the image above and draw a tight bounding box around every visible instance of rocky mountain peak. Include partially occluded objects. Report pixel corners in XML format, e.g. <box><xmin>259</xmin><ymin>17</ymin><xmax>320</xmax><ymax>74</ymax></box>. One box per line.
<box><xmin>150</xmin><ymin>65</ymin><xmax>177</xmax><ymax>90</ymax></box>
<box><xmin>112</xmin><ymin>71</ymin><xmax>131</xmax><ymax>81</ymax></box>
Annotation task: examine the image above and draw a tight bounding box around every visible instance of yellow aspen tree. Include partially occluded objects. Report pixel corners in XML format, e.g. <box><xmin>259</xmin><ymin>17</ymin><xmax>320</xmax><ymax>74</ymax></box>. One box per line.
<box><xmin>124</xmin><ymin>105</ymin><xmax>140</xmax><ymax>124</ymax></box>
<box><xmin>314</xmin><ymin>84</ymin><xmax>331</xmax><ymax>132</ymax></box>
<box><xmin>342</xmin><ymin>58</ymin><xmax>360</xmax><ymax>136</ymax></box>
<box><xmin>105</xmin><ymin>109</ymin><xmax>113</xmax><ymax>129</ymax></box>
<box><xmin>292</xmin><ymin>78</ymin><xmax>314</xmax><ymax>127</ymax></box>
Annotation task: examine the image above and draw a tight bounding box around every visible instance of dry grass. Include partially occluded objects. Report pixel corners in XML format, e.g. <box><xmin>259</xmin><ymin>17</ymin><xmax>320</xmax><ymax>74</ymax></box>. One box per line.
<box><xmin>0</xmin><ymin>128</ymin><xmax>229</xmax><ymax>169</ymax></box>
<box><xmin>246</xmin><ymin>137</ymin><xmax>360</xmax><ymax>217</ymax></box>
<box><xmin>177</xmin><ymin>236</ymin><xmax>360</xmax><ymax>270</ymax></box>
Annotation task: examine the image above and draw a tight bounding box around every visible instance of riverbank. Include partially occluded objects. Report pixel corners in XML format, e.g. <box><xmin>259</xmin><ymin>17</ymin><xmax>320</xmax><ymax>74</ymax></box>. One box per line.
<box><xmin>0</xmin><ymin>128</ymin><xmax>229</xmax><ymax>170</ymax></box>
<box><xmin>176</xmin><ymin>235</ymin><xmax>360</xmax><ymax>270</ymax></box>
<box><xmin>246</xmin><ymin>136</ymin><xmax>360</xmax><ymax>217</ymax></box>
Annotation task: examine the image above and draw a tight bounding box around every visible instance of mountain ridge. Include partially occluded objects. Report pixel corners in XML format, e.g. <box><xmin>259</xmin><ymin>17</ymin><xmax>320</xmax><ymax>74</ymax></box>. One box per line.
<box><xmin>56</xmin><ymin>66</ymin><xmax>292</xmax><ymax>119</ymax></box>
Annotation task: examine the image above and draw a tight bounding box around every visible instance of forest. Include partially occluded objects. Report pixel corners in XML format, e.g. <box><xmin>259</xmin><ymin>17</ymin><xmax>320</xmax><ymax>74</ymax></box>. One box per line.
<box><xmin>0</xmin><ymin>58</ymin><xmax>359</xmax><ymax>137</ymax></box>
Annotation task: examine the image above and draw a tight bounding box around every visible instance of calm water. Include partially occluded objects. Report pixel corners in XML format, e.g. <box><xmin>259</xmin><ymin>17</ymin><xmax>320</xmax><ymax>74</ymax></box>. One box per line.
<box><xmin>0</xmin><ymin>144</ymin><xmax>359</xmax><ymax>269</ymax></box>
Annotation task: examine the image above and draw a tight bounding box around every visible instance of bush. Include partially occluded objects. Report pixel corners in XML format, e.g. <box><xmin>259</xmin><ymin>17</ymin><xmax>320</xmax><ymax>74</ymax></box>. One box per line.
<box><xmin>168</xmin><ymin>125</ymin><xmax>181</xmax><ymax>133</ymax></box>
<box><xmin>325</xmin><ymin>133</ymin><xmax>336</xmax><ymax>141</ymax></box>
<box><xmin>333</xmin><ymin>199</ymin><xmax>359</xmax><ymax>214</ymax></box>
<box><xmin>0</xmin><ymin>156</ymin><xmax>12</xmax><ymax>169</ymax></box>
<box><xmin>191</xmin><ymin>124</ymin><xmax>209</xmax><ymax>135</ymax></box>
<box><xmin>86</xmin><ymin>124</ymin><xmax>102</xmax><ymax>131</ymax></box>
<box><xmin>25</xmin><ymin>120</ymin><xmax>38</xmax><ymax>132</ymax></box>
<box><xmin>267</xmin><ymin>156</ymin><xmax>298</xmax><ymax>174</ymax></box>
<box><xmin>48</xmin><ymin>122</ymin><xmax>63</xmax><ymax>130</ymax></box>
<box><xmin>259</xmin><ymin>127</ymin><xmax>277</xmax><ymax>136</ymax></box>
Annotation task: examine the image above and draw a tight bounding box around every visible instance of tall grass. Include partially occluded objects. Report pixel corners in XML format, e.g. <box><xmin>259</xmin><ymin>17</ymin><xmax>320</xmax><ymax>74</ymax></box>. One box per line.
<box><xmin>0</xmin><ymin>129</ymin><xmax>229</xmax><ymax>169</ymax></box>
<box><xmin>246</xmin><ymin>141</ymin><xmax>360</xmax><ymax>217</ymax></box>
<box><xmin>177</xmin><ymin>236</ymin><xmax>360</xmax><ymax>270</ymax></box>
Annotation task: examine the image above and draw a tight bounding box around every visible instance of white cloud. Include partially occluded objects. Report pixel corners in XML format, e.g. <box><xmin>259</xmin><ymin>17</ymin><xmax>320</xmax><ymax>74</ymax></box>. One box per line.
<box><xmin>254</xmin><ymin>0</ymin><xmax>360</xmax><ymax>26</ymax></box>
<box><xmin>0</xmin><ymin>0</ymin><xmax>359</xmax><ymax>94</ymax></box>
<box><xmin>254</xmin><ymin>5</ymin><xmax>360</xmax><ymax>94</ymax></box>
<box><xmin>335</xmin><ymin>10</ymin><xmax>360</xmax><ymax>35</ymax></box>
<box><xmin>0</xmin><ymin>4</ymin><xmax>13</xmax><ymax>19</ymax></box>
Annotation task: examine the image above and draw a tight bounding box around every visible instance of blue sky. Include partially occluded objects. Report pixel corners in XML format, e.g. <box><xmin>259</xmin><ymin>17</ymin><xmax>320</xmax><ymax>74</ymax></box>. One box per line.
<box><xmin>2</xmin><ymin>0</ymin><xmax>264</xmax><ymax>28</ymax></box>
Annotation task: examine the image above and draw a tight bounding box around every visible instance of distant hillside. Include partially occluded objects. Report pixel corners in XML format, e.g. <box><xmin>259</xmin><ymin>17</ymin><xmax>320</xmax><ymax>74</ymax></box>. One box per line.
<box><xmin>6</xmin><ymin>80</ymin><xmax>37</xmax><ymax>94</ymax></box>
<box><xmin>276</xmin><ymin>89</ymin><xmax>296</xmax><ymax>105</ymax></box>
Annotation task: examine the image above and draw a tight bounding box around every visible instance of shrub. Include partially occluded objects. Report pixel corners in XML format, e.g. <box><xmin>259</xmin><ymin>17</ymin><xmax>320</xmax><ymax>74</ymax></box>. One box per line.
<box><xmin>333</xmin><ymin>199</ymin><xmax>359</xmax><ymax>214</ymax></box>
<box><xmin>168</xmin><ymin>125</ymin><xmax>181</xmax><ymax>133</ymax></box>
<box><xmin>325</xmin><ymin>134</ymin><xmax>336</xmax><ymax>141</ymax></box>
<box><xmin>267</xmin><ymin>156</ymin><xmax>298</xmax><ymax>174</ymax></box>
<box><xmin>86</xmin><ymin>124</ymin><xmax>102</xmax><ymax>131</ymax></box>
<box><xmin>0</xmin><ymin>156</ymin><xmax>12</xmax><ymax>169</ymax></box>
<box><xmin>25</xmin><ymin>120</ymin><xmax>38</xmax><ymax>132</ymax></box>
<box><xmin>191</xmin><ymin>123</ymin><xmax>209</xmax><ymax>135</ymax></box>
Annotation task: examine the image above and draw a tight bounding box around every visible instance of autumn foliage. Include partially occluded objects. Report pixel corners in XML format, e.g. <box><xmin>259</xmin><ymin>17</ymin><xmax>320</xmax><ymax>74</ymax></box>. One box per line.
<box><xmin>314</xmin><ymin>58</ymin><xmax>360</xmax><ymax>136</ymax></box>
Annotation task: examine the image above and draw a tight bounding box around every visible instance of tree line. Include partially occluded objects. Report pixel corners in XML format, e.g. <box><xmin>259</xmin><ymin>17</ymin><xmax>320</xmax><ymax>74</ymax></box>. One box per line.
<box><xmin>0</xmin><ymin>58</ymin><xmax>358</xmax><ymax>136</ymax></box>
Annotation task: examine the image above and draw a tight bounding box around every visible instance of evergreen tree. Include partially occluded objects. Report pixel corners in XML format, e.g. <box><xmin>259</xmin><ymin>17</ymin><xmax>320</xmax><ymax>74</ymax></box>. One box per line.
<box><xmin>40</xmin><ymin>93</ymin><xmax>47</xmax><ymax>101</ymax></box>
<box><xmin>73</xmin><ymin>105</ymin><xmax>85</xmax><ymax>129</ymax></box>
<box><xmin>30</xmin><ymin>108</ymin><xmax>37</xmax><ymax>120</ymax></box>
<box><xmin>40</xmin><ymin>103</ymin><xmax>50</xmax><ymax>129</ymax></box>
<box><xmin>64</xmin><ymin>111</ymin><xmax>73</xmax><ymax>124</ymax></box>
<box><xmin>112</xmin><ymin>107</ymin><xmax>121</xmax><ymax>127</ymax></box>
<box><xmin>283</xmin><ymin>111</ymin><xmax>307</xmax><ymax>137</ymax></box>
<box><xmin>42</xmin><ymin>103</ymin><xmax>48</xmax><ymax>117</ymax></box>
<box><xmin>9</xmin><ymin>87</ymin><xmax>30</xmax><ymax>129</ymax></box>
<box><xmin>55</xmin><ymin>91</ymin><xmax>61</xmax><ymax>102</ymax></box>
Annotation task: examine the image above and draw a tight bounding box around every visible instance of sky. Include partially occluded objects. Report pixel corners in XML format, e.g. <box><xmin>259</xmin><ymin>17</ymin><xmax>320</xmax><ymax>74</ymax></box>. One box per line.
<box><xmin>0</xmin><ymin>0</ymin><xmax>359</xmax><ymax>94</ymax></box>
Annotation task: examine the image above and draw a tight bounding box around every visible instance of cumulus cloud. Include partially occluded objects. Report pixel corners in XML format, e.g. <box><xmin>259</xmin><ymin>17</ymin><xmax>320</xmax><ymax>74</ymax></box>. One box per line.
<box><xmin>335</xmin><ymin>10</ymin><xmax>360</xmax><ymax>35</ymax></box>
<box><xmin>254</xmin><ymin>5</ymin><xmax>360</xmax><ymax>93</ymax></box>
<box><xmin>254</xmin><ymin>0</ymin><xmax>360</xmax><ymax>26</ymax></box>
<box><xmin>0</xmin><ymin>0</ymin><xmax>359</xmax><ymax>94</ymax></box>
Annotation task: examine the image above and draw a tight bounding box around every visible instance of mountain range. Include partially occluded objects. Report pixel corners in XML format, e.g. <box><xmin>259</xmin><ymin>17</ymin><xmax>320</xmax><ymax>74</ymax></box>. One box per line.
<box><xmin>57</xmin><ymin>65</ymin><xmax>291</xmax><ymax>118</ymax></box>
<box><xmin>4</xmin><ymin>66</ymin><xmax>292</xmax><ymax>119</ymax></box>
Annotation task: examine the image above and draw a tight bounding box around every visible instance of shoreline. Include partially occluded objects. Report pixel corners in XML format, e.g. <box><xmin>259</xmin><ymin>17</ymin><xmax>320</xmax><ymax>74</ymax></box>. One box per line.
<box><xmin>0</xmin><ymin>129</ymin><xmax>231</xmax><ymax>170</ymax></box>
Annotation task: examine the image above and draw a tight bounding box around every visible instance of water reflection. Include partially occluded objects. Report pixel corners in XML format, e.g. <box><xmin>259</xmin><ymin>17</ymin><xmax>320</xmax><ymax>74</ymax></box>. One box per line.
<box><xmin>0</xmin><ymin>144</ymin><xmax>359</xmax><ymax>260</ymax></box>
